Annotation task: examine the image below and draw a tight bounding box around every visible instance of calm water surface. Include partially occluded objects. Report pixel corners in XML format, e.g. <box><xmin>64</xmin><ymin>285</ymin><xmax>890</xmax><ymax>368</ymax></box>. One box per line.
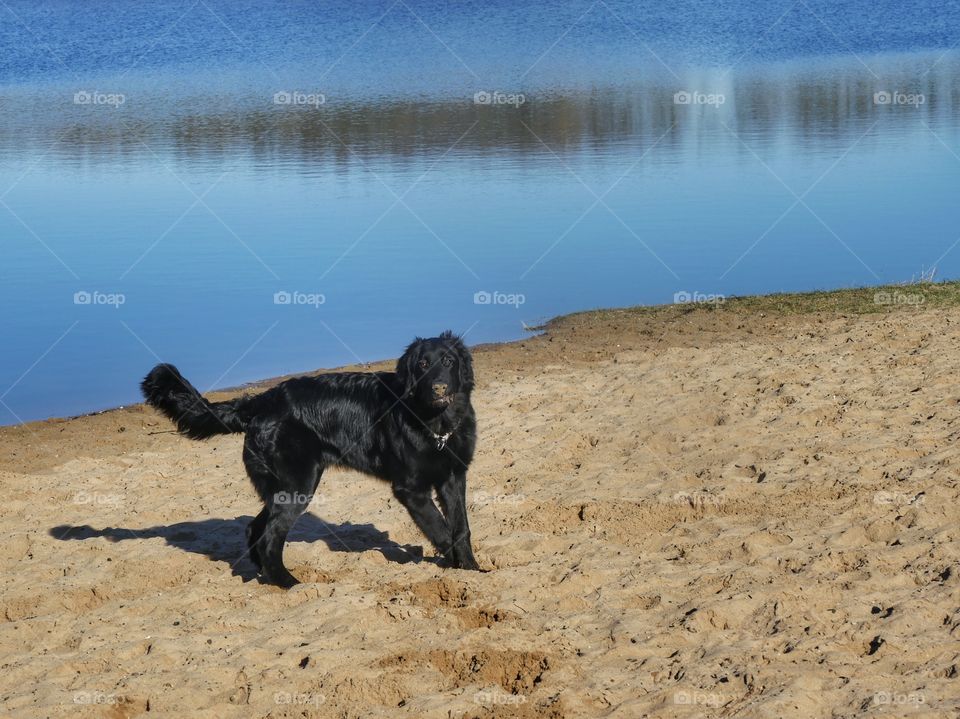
<box><xmin>1</xmin><ymin>1</ymin><xmax>959</xmax><ymax>422</ymax></box>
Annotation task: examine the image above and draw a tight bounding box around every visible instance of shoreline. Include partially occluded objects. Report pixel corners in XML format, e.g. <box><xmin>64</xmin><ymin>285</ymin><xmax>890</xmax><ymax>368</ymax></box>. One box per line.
<box><xmin>2</xmin><ymin>279</ymin><xmax>955</xmax><ymax>436</ymax></box>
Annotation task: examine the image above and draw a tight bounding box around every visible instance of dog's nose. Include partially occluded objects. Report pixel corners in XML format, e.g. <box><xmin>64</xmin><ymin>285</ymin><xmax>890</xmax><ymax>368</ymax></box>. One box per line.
<box><xmin>432</xmin><ymin>383</ymin><xmax>448</xmax><ymax>396</ymax></box>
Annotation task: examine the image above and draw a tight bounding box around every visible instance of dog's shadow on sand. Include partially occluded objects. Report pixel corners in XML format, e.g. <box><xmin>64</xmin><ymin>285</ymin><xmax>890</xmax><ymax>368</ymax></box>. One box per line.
<box><xmin>49</xmin><ymin>513</ymin><xmax>433</xmax><ymax>582</ymax></box>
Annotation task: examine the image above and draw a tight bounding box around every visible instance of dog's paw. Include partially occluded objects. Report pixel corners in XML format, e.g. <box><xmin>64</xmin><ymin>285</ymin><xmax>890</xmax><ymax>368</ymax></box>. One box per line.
<box><xmin>455</xmin><ymin>555</ymin><xmax>482</xmax><ymax>572</ymax></box>
<box><xmin>263</xmin><ymin>568</ymin><xmax>301</xmax><ymax>589</ymax></box>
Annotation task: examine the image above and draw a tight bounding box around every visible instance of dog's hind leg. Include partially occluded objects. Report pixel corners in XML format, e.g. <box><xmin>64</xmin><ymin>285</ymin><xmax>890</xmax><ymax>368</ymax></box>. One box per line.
<box><xmin>256</xmin><ymin>419</ymin><xmax>324</xmax><ymax>588</ymax></box>
<box><xmin>240</xmin><ymin>418</ymin><xmax>319</xmax><ymax>586</ymax></box>
<box><xmin>259</xmin><ymin>496</ymin><xmax>311</xmax><ymax>587</ymax></box>
<box><xmin>245</xmin><ymin>507</ymin><xmax>269</xmax><ymax>572</ymax></box>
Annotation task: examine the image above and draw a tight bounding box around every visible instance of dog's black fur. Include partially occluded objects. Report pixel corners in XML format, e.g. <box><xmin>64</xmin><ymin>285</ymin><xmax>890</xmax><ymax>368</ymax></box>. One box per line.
<box><xmin>141</xmin><ymin>331</ymin><xmax>479</xmax><ymax>587</ymax></box>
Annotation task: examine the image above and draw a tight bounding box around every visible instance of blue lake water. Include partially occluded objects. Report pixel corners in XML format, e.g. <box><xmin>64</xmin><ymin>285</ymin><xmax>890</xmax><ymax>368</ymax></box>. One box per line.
<box><xmin>1</xmin><ymin>0</ymin><xmax>959</xmax><ymax>423</ymax></box>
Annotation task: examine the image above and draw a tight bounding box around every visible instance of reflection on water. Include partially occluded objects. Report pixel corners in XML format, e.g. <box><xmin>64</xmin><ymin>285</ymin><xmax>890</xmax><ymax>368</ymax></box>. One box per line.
<box><xmin>1</xmin><ymin>1</ymin><xmax>959</xmax><ymax>423</ymax></box>
<box><xmin>3</xmin><ymin>53</ymin><xmax>960</xmax><ymax>166</ymax></box>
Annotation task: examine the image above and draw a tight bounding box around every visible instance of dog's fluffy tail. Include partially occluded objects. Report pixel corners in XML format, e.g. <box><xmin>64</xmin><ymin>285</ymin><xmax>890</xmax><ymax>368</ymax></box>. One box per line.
<box><xmin>141</xmin><ymin>363</ymin><xmax>250</xmax><ymax>439</ymax></box>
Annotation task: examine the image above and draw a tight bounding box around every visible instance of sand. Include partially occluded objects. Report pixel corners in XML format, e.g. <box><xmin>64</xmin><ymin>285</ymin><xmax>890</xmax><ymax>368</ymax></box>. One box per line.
<box><xmin>1</xmin><ymin>303</ymin><xmax>958</xmax><ymax>718</ymax></box>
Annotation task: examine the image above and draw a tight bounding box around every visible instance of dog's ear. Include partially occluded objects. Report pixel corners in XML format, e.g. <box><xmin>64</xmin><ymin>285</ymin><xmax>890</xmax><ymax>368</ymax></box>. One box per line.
<box><xmin>396</xmin><ymin>337</ymin><xmax>423</xmax><ymax>396</ymax></box>
<box><xmin>440</xmin><ymin>330</ymin><xmax>474</xmax><ymax>393</ymax></box>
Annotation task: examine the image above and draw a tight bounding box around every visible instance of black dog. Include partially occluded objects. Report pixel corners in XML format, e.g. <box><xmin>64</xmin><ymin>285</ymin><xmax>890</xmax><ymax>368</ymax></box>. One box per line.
<box><xmin>141</xmin><ymin>331</ymin><xmax>479</xmax><ymax>587</ymax></box>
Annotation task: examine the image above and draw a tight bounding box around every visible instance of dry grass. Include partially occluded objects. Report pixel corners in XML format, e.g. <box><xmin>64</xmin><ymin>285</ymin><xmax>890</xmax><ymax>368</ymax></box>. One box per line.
<box><xmin>542</xmin><ymin>279</ymin><xmax>960</xmax><ymax>329</ymax></box>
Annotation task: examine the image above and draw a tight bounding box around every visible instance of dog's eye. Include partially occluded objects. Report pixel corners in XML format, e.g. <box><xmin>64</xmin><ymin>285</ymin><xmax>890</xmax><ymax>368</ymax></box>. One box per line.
<box><xmin>441</xmin><ymin>356</ymin><xmax>453</xmax><ymax>367</ymax></box>
<box><xmin>418</xmin><ymin>358</ymin><xmax>429</xmax><ymax>370</ymax></box>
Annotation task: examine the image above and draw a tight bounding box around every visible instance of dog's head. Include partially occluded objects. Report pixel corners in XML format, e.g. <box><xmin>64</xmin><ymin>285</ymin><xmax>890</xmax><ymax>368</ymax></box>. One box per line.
<box><xmin>397</xmin><ymin>331</ymin><xmax>474</xmax><ymax>410</ymax></box>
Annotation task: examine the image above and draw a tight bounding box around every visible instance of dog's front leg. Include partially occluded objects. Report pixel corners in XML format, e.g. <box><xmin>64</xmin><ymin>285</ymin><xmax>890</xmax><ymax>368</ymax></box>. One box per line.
<box><xmin>392</xmin><ymin>484</ymin><xmax>453</xmax><ymax>562</ymax></box>
<box><xmin>437</xmin><ymin>470</ymin><xmax>480</xmax><ymax>570</ymax></box>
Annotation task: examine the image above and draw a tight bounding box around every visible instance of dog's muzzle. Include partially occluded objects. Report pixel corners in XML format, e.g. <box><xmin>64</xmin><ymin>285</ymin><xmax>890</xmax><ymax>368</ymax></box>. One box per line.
<box><xmin>431</xmin><ymin>383</ymin><xmax>453</xmax><ymax>406</ymax></box>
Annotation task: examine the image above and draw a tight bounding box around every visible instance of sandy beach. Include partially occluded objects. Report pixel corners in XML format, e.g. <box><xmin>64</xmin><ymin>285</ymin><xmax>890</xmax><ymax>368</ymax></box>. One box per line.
<box><xmin>1</xmin><ymin>287</ymin><xmax>959</xmax><ymax>718</ymax></box>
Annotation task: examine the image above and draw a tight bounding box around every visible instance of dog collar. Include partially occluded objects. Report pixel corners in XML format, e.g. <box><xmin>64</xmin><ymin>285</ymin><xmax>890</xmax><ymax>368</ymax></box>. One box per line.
<box><xmin>431</xmin><ymin>421</ymin><xmax>460</xmax><ymax>450</ymax></box>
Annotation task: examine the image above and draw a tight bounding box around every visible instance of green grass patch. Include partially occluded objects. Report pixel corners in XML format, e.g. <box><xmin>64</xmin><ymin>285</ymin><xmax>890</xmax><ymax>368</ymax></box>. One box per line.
<box><xmin>541</xmin><ymin>280</ymin><xmax>960</xmax><ymax>329</ymax></box>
